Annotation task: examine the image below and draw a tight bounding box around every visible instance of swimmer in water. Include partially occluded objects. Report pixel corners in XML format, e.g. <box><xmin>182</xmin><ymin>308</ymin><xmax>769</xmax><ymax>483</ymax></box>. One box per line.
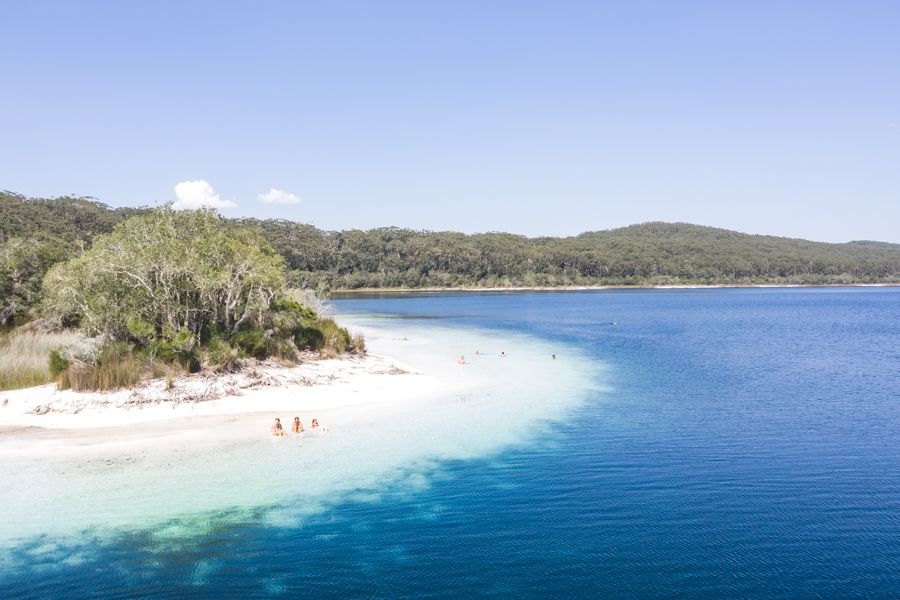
<box><xmin>292</xmin><ymin>416</ymin><xmax>303</xmax><ymax>433</ymax></box>
<box><xmin>271</xmin><ymin>417</ymin><xmax>286</xmax><ymax>437</ymax></box>
<box><xmin>552</xmin><ymin>354</ymin><xmax>557</xmax><ymax>359</ymax></box>
<box><xmin>458</xmin><ymin>355</ymin><xmax>467</xmax><ymax>365</ymax></box>
<box><xmin>500</xmin><ymin>351</ymin><xmax>507</xmax><ymax>358</ymax></box>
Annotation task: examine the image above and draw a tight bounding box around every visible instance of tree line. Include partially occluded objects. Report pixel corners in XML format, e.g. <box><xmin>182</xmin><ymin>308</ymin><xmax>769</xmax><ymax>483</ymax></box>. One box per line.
<box><xmin>3</xmin><ymin>190</ymin><xmax>900</xmax><ymax>325</ymax></box>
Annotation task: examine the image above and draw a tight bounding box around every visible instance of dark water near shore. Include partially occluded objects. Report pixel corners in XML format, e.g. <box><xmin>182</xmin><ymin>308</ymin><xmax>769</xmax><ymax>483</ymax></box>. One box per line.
<box><xmin>4</xmin><ymin>287</ymin><xmax>900</xmax><ymax>598</ymax></box>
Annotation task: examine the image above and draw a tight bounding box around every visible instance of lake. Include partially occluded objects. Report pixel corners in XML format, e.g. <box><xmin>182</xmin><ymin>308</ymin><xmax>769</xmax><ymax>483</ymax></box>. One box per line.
<box><xmin>2</xmin><ymin>287</ymin><xmax>899</xmax><ymax>598</ymax></box>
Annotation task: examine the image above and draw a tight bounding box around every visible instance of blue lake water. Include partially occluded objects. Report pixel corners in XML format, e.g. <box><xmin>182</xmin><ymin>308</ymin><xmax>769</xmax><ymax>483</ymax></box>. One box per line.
<box><xmin>3</xmin><ymin>287</ymin><xmax>900</xmax><ymax>598</ymax></box>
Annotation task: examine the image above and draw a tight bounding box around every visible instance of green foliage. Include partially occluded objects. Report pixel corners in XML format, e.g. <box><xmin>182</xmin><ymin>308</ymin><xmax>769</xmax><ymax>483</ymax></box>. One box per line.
<box><xmin>0</xmin><ymin>192</ymin><xmax>140</xmax><ymax>325</ymax></box>
<box><xmin>1</xmin><ymin>197</ymin><xmax>375</xmax><ymax>391</ymax></box>
<box><xmin>126</xmin><ymin>317</ymin><xmax>155</xmax><ymax>342</ymax></box>
<box><xmin>147</xmin><ymin>328</ymin><xmax>201</xmax><ymax>372</ymax></box>
<box><xmin>201</xmin><ymin>335</ymin><xmax>241</xmax><ymax>372</ymax></box>
<box><xmin>42</xmin><ymin>207</ymin><xmax>286</xmax><ymax>342</ymax></box>
<box><xmin>242</xmin><ymin>220</ymin><xmax>900</xmax><ymax>288</ymax></box>
<box><xmin>294</xmin><ymin>326</ymin><xmax>324</xmax><ymax>351</ymax></box>
<box><xmin>7</xmin><ymin>192</ymin><xmax>900</xmax><ymax>313</ymax></box>
<box><xmin>284</xmin><ymin>315</ymin><xmax>364</xmax><ymax>356</ymax></box>
<box><xmin>308</xmin><ymin>318</ymin><xmax>351</xmax><ymax>355</ymax></box>
<box><xmin>48</xmin><ymin>349</ymin><xmax>70</xmax><ymax>376</ymax></box>
<box><xmin>15</xmin><ymin>191</ymin><xmax>900</xmax><ymax>389</ymax></box>
<box><xmin>231</xmin><ymin>328</ymin><xmax>270</xmax><ymax>359</ymax></box>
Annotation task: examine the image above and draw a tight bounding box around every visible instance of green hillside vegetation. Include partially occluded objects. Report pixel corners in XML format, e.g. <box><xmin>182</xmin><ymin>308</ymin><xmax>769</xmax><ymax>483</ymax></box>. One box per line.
<box><xmin>250</xmin><ymin>220</ymin><xmax>900</xmax><ymax>289</ymax></box>
<box><xmin>0</xmin><ymin>192</ymin><xmax>139</xmax><ymax>326</ymax></box>
<box><xmin>3</xmin><ymin>191</ymin><xmax>900</xmax><ymax>331</ymax></box>
<box><xmin>247</xmin><ymin>217</ymin><xmax>900</xmax><ymax>288</ymax></box>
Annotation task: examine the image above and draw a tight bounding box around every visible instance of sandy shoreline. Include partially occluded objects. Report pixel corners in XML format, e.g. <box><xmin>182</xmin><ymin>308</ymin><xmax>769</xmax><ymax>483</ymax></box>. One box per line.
<box><xmin>0</xmin><ymin>352</ymin><xmax>437</xmax><ymax>455</ymax></box>
<box><xmin>0</xmin><ymin>316</ymin><xmax>602</xmax><ymax>554</ymax></box>
<box><xmin>333</xmin><ymin>283</ymin><xmax>900</xmax><ymax>294</ymax></box>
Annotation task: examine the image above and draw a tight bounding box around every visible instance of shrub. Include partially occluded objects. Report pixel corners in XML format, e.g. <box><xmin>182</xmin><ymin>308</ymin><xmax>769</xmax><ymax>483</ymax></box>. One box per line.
<box><xmin>48</xmin><ymin>349</ymin><xmax>70</xmax><ymax>376</ymax></box>
<box><xmin>314</xmin><ymin>318</ymin><xmax>352</xmax><ymax>355</ymax></box>
<box><xmin>232</xmin><ymin>328</ymin><xmax>268</xmax><ymax>359</ymax></box>
<box><xmin>294</xmin><ymin>326</ymin><xmax>324</xmax><ymax>351</ymax></box>
<box><xmin>349</xmin><ymin>334</ymin><xmax>366</xmax><ymax>354</ymax></box>
<box><xmin>147</xmin><ymin>328</ymin><xmax>200</xmax><ymax>372</ymax></box>
<box><xmin>201</xmin><ymin>335</ymin><xmax>241</xmax><ymax>372</ymax></box>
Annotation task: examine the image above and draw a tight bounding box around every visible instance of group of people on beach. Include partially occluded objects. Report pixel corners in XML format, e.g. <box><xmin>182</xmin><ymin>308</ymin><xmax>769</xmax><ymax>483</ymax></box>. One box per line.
<box><xmin>271</xmin><ymin>416</ymin><xmax>325</xmax><ymax>437</ymax></box>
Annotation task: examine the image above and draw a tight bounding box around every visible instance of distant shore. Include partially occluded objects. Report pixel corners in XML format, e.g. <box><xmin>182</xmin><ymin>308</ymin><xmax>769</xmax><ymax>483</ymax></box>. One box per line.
<box><xmin>333</xmin><ymin>282</ymin><xmax>900</xmax><ymax>294</ymax></box>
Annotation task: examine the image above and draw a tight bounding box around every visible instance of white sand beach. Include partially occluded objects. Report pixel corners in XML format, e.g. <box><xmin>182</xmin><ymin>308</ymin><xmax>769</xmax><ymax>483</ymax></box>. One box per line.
<box><xmin>0</xmin><ymin>352</ymin><xmax>435</xmax><ymax>455</ymax></box>
<box><xmin>0</xmin><ymin>318</ymin><xmax>605</xmax><ymax>566</ymax></box>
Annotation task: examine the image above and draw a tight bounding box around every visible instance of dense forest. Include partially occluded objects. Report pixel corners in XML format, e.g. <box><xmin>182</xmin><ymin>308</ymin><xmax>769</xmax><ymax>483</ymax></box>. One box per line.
<box><xmin>3</xmin><ymin>190</ymin><xmax>900</xmax><ymax>325</ymax></box>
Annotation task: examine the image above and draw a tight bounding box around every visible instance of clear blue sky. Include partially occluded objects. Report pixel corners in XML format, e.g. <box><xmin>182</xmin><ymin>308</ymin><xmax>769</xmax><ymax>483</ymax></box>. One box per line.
<box><xmin>2</xmin><ymin>1</ymin><xmax>898</xmax><ymax>242</ymax></box>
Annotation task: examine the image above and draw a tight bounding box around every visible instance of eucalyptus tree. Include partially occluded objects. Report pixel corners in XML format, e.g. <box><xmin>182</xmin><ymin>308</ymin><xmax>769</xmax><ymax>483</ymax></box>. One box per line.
<box><xmin>42</xmin><ymin>207</ymin><xmax>285</xmax><ymax>342</ymax></box>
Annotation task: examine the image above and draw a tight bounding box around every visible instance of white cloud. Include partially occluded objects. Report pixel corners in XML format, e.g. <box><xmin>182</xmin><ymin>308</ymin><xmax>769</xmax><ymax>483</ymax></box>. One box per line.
<box><xmin>258</xmin><ymin>187</ymin><xmax>302</xmax><ymax>205</ymax></box>
<box><xmin>172</xmin><ymin>180</ymin><xmax>236</xmax><ymax>210</ymax></box>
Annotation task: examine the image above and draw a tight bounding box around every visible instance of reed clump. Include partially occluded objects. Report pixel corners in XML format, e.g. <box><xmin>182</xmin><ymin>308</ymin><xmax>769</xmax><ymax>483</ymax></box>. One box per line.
<box><xmin>57</xmin><ymin>343</ymin><xmax>143</xmax><ymax>392</ymax></box>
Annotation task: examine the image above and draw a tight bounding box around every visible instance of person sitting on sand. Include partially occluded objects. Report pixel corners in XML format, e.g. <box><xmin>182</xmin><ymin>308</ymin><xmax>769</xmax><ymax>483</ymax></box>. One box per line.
<box><xmin>271</xmin><ymin>418</ymin><xmax>286</xmax><ymax>437</ymax></box>
<box><xmin>458</xmin><ymin>355</ymin><xmax>467</xmax><ymax>365</ymax></box>
<box><xmin>292</xmin><ymin>417</ymin><xmax>303</xmax><ymax>433</ymax></box>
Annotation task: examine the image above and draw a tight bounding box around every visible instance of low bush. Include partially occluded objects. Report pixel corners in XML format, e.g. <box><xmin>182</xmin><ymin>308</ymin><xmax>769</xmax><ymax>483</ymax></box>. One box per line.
<box><xmin>306</xmin><ymin>318</ymin><xmax>365</xmax><ymax>356</ymax></box>
<box><xmin>201</xmin><ymin>335</ymin><xmax>241</xmax><ymax>372</ymax></box>
<box><xmin>311</xmin><ymin>318</ymin><xmax>348</xmax><ymax>354</ymax></box>
<box><xmin>232</xmin><ymin>328</ymin><xmax>269</xmax><ymax>359</ymax></box>
<box><xmin>48</xmin><ymin>349</ymin><xmax>70</xmax><ymax>376</ymax></box>
<box><xmin>147</xmin><ymin>328</ymin><xmax>200</xmax><ymax>373</ymax></box>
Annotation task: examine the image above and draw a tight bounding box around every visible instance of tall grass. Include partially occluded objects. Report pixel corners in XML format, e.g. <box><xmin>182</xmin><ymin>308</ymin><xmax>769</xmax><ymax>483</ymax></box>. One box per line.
<box><xmin>58</xmin><ymin>358</ymin><xmax>142</xmax><ymax>391</ymax></box>
<box><xmin>57</xmin><ymin>343</ymin><xmax>143</xmax><ymax>392</ymax></box>
<box><xmin>0</xmin><ymin>330</ymin><xmax>87</xmax><ymax>391</ymax></box>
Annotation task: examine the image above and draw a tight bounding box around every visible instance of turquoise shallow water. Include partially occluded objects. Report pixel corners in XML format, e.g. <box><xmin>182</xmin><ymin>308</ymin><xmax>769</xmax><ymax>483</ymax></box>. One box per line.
<box><xmin>3</xmin><ymin>287</ymin><xmax>900</xmax><ymax>598</ymax></box>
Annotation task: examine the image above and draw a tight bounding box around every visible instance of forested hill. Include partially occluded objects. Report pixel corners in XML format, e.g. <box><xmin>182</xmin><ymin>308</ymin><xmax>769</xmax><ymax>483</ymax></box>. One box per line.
<box><xmin>244</xmin><ymin>219</ymin><xmax>900</xmax><ymax>289</ymax></box>
<box><xmin>3</xmin><ymin>191</ymin><xmax>900</xmax><ymax>322</ymax></box>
